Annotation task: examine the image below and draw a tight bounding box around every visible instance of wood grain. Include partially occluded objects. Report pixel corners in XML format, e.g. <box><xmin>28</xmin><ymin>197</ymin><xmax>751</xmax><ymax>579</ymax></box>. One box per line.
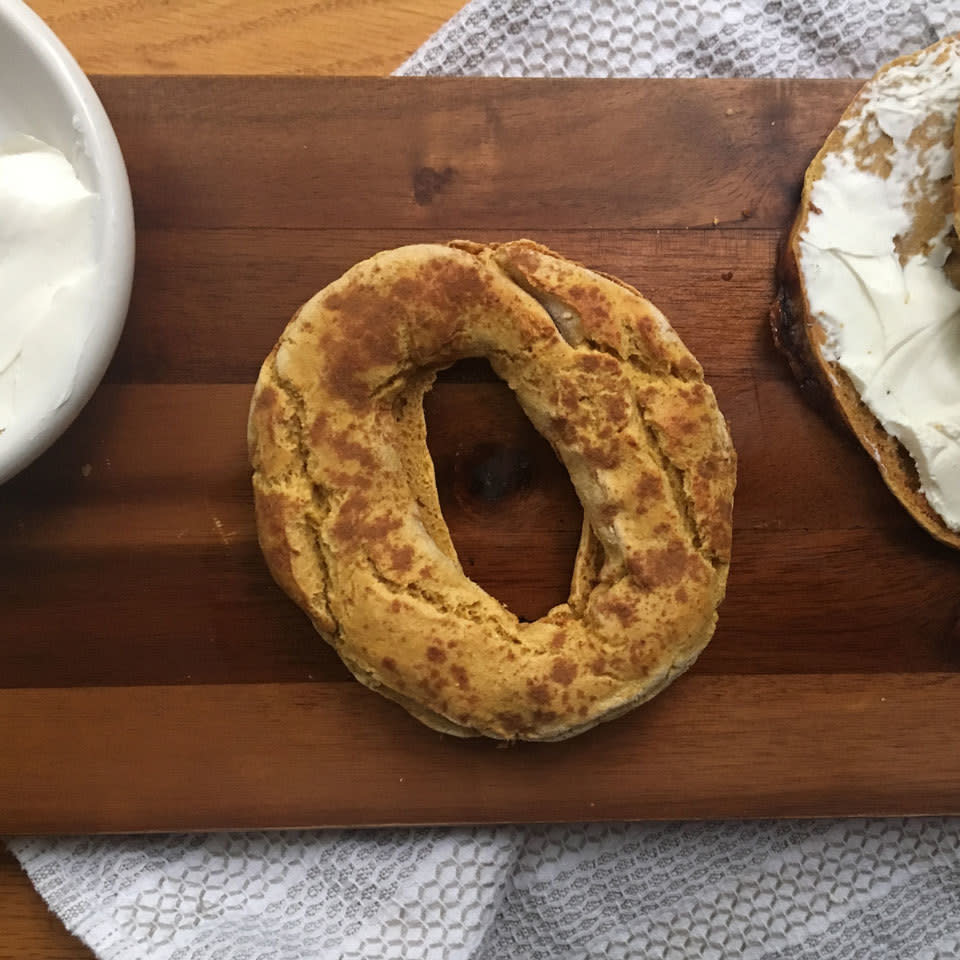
<box><xmin>5</xmin><ymin>76</ymin><xmax>960</xmax><ymax>840</ymax></box>
<box><xmin>29</xmin><ymin>0</ymin><xmax>467</xmax><ymax>75</ymax></box>
<box><xmin>104</xmin><ymin>227</ymin><xmax>781</xmax><ymax>385</ymax></box>
<box><xmin>3</xmin><ymin>378</ymin><xmax>959</xmax><ymax>688</ymax></box>
<box><xmin>4</xmin><ymin>675</ymin><xmax>960</xmax><ymax>833</ymax></box>
<box><xmin>95</xmin><ymin>77</ymin><xmax>853</xmax><ymax>234</ymax></box>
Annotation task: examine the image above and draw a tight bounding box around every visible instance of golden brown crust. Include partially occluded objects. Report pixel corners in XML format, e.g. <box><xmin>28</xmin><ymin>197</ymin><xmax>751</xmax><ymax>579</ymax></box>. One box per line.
<box><xmin>249</xmin><ymin>240</ymin><xmax>737</xmax><ymax>740</ymax></box>
<box><xmin>771</xmin><ymin>35</ymin><xmax>960</xmax><ymax>551</ymax></box>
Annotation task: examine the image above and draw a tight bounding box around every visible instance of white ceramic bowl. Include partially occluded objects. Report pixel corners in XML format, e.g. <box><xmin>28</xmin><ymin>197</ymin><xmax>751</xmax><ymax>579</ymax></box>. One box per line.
<box><xmin>0</xmin><ymin>0</ymin><xmax>134</xmax><ymax>483</ymax></box>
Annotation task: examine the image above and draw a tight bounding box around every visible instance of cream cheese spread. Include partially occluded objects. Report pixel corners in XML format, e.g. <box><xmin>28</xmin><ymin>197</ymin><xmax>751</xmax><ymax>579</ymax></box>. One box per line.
<box><xmin>798</xmin><ymin>40</ymin><xmax>960</xmax><ymax>531</ymax></box>
<box><xmin>0</xmin><ymin>133</ymin><xmax>99</xmax><ymax>447</ymax></box>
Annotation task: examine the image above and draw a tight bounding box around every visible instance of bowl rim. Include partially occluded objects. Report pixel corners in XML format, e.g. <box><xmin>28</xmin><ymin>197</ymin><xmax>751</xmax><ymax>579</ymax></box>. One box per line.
<box><xmin>0</xmin><ymin>0</ymin><xmax>135</xmax><ymax>484</ymax></box>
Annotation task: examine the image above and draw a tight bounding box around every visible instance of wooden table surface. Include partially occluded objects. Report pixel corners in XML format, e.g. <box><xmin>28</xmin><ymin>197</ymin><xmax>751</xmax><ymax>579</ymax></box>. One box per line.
<box><xmin>1</xmin><ymin>4</ymin><xmax>465</xmax><ymax>956</ymax></box>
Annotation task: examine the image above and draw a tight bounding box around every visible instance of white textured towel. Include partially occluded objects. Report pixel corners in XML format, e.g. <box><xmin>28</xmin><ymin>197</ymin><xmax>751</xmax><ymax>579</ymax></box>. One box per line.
<box><xmin>395</xmin><ymin>0</ymin><xmax>959</xmax><ymax>78</ymax></box>
<box><xmin>11</xmin><ymin>3</ymin><xmax>960</xmax><ymax>958</ymax></box>
<box><xmin>12</xmin><ymin>820</ymin><xmax>960</xmax><ymax>959</ymax></box>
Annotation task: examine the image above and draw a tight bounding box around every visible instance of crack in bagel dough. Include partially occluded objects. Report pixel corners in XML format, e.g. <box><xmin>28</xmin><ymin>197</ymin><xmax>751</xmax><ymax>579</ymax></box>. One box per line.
<box><xmin>248</xmin><ymin>240</ymin><xmax>737</xmax><ymax>741</ymax></box>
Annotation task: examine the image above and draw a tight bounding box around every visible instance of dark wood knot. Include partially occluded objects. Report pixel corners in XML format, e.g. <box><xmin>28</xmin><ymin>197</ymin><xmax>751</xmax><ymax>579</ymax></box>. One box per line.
<box><xmin>412</xmin><ymin>165</ymin><xmax>455</xmax><ymax>205</ymax></box>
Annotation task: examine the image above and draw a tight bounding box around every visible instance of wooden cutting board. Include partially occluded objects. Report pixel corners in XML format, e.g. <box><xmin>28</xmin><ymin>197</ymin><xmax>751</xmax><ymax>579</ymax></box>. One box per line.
<box><xmin>3</xmin><ymin>77</ymin><xmax>960</xmax><ymax>835</ymax></box>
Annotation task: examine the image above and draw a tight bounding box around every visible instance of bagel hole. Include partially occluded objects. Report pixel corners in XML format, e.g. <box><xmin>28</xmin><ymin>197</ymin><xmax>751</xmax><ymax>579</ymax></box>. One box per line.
<box><xmin>425</xmin><ymin>359</ymin><xmax>584</xmax><ymax>621</ymax></box>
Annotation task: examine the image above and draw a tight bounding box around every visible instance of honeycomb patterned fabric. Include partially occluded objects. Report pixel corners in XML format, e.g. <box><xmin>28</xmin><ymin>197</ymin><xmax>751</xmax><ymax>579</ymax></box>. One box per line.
<box><xmin>396</xmin><ymin>0</ymin><xmax>960</xmax><ymax>78</ymax></box>
<box><xmin>11</xmin><ymin>4</ymin><xmax>960</xmax><ymax>959</ymax></box>
<box><xmin>11</xmin><ymin>820</ymin><xmax>960</xmax><ymax>959</ymax></box>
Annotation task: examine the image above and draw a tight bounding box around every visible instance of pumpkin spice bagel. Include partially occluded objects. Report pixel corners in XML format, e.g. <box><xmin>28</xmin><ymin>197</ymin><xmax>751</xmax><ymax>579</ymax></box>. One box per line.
<box><xmin>248</xmin><ymin>240</ymin><xmax>736</xmax><ymax>741</ymax></box>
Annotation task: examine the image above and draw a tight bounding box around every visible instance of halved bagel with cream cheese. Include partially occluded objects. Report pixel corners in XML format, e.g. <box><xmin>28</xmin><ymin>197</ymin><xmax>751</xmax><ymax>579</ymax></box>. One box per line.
<box><xmin>771</xmin><ymin>34</ymin><xmax>960</xmax><ymax>549</ymax></box>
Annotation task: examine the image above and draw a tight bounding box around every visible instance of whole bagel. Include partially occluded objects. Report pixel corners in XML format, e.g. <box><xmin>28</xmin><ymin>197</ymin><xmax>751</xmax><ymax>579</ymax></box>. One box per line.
<box><xmin>249</xmin><ymin>240</ymin><xmax>736</xmax><ymax>741</ymax></box>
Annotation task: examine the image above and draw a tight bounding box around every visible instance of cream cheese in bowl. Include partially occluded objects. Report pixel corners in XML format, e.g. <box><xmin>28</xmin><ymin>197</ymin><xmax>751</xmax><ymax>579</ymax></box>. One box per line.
<box><xmin>0</xmin><ymin>0</ymin><xmax>134</xmax><ymax>483</ymax></box>
<box><xmin>0</xmin><ymin>134</ymin><xmax>100</xmax><ymax>444</ymax></box>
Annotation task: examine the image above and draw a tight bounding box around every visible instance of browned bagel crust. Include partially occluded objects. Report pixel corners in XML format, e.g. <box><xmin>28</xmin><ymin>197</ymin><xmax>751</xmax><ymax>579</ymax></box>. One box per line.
<box><xmin>249</xmin><ymin>240</ymin><xmax>737</xmax><ymax>740</ymax></box>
